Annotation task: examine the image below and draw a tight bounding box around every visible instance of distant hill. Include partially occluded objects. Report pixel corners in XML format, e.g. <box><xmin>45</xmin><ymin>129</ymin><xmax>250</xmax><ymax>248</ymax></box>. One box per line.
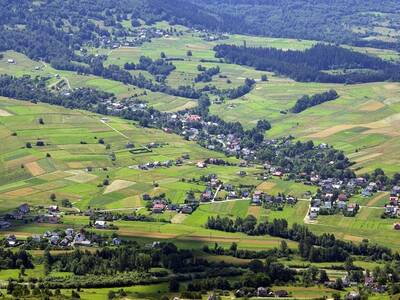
<box><xmin>181</xmin><ymin>0</ymin><xmax>400</xmax><ymax>47</ymax></box>
<box><xmin>1</xmin><ymin>0</ymin><xmax>400</xmax><ymax>63</ymax></box>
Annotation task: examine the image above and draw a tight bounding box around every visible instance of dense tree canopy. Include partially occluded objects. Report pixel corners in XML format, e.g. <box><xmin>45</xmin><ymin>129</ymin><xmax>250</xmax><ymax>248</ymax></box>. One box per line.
<box><xmin>214</xmin><ymin>44</ymin><xmax>400</xmax><ymax>83</ymax></box>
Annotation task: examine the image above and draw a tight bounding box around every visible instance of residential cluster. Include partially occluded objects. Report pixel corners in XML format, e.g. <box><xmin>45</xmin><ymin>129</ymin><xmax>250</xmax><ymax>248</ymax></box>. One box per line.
<box><xmin>5</xmin><ymin>228</ymin><xmax>121</xmax><ymax>249</ymax></box>
<box><xmin>94</xmin><ymin>27</ymin><xmax>176</xmax><ymax>49</ymax></box>
<box><xmin>307</xmin><ymin>178</ymin><xmax>368</xmax><ymax>221</ymax></box>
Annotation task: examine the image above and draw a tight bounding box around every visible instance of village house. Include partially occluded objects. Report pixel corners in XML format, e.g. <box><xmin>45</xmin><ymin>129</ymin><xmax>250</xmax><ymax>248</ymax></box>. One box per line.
<box><xmin>385</xmin><ymin>204</ymin><xmax>398</xmax><ymax>217</ymax></box>
<box><xmin>19</xmin><ymin>203</ymin><xmax>30</xmax><ymax>214</ymax></box>
<box><xmin>6</xmin><ymin>203</ymin><xmax>31</xmax><ymax>220</ymax></box>
<box><xmin>0</xmin><ymin>221</ymin><xmax>11</xmax><ymax>230</ymax></box>
<box><xmin>251</xmin><ymin>191</ymin><xmax>263</xmax><ymax>205</ymax></box>
<box><xmin>286</xmin><ymin>196</ymin><xmax>297</xmax><ymax>205</ymax></box>
<box><xmin>256</xmin><ymin>287</ymin><xmax>273</xmax><ymax>297</ymax></box>
<box><xmin>237</xmin><ymin>188</ymin><xmax>249</xmax><ymax>198</ymax></box>
<box><xmin>6</xmin><ymin>234</ymin><xmax>17</xmax><ymax>247</ymax></box>
<box><xmin>94</xmin><ymin>220</ymin><xmax>107</xmax><ymax>229</ymax></box>
<box><xmin>152</xmin><ymin>203</ymin><xmax>166</xmax><ymax>214</ymax></box>
<box><xmin>196</xmin><ymin>161</ymin><xmax>207</xmax><ymax>168</ymax></box>
<box><xmin>50</xmin><ymin>234</ymin><xmax>60</xmax><ymax>245</ymax></box>
<box><xmin>38</xmin><ymin>214</ymin><xmax>61</xmax><ymax>224</ymax></box>
<box><xmin>362</xmin><ymin>188</ymin><xmax>372</xmax><ymax>197</ymax></box>
<box><xmin>185</xmin><ymin>114</ymin><xmax>201</xmax><ymax>122</ymax></box>
<box><xmin>238</xmin><ymin>170</ymin><xmax>247</xmax><ymax>177</ymax></box>
<box><xmin>142</xmin><ymin>194</ymin><xmax>151</xmax><ymax>201</ymax></box>
<box><xmin>201</xmin><ymin>188</ymin><xmax>213</xmax><ymax>202</ymax></box>
<box><xmin>181</xmin><ymin>205</ymin><xmax>193</xmax><ymax>214</ymax></box>
<box><xmin>227</xmin><ymin>191</ymin><xmax>237</xmax><ymax>199</ymax></box>
<box><xmin>321</xmin><ymin>200</ymin><xmax>332</xmax><ymax>210</ymax></box>
<box><xmin>112</xmin><ymin>237</ymin><xmax>122</xmax><ymax>246</ymax></box>
<box><xmin>337</xmin><ymin>200</ymin><xmax>347</xmax><ymax>209</ymax></box>
<box><xmin>73</xmin><ymin>233</ymin><xmax>91</xmax><ymax>246</ymax></box>
<box><xmin>347</xmin><ymin>203</ymin><xmax>357</xmax><ymax>213</ymax></box>
<box><xmin>167</xmin><ymin>204</ymin><xmax>179</xmax><ymax>211</ymax></box>
<box><xmin>272</xmin><ymin>170</ymin><xmax>283</xmax><ymax>177</ymax></box>
<box><xmin>309</xmin><ymin>211</ymin><xmax>318</xmax><ymax>220</ymax></box>
<box><xmin>48</xmin><ymin>205</ymin><xmax>59</xmax><ymax>213</ymax></box>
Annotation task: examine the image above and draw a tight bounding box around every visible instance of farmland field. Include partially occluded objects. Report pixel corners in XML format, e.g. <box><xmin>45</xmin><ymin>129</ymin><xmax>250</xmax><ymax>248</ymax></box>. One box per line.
<box><xmin>0</xmin><ymin>95</ymin><xmax>396</xmax><ymax>251</ymax></box>
<box><xmin>1</xmin><ymin>22</ymin><xmax>400</xmax><ymax>251</ymax></box>
<box><xmin>3</xmin><ymin>2</ymin><xmax>400</xmax><ymax>299</ymax></box>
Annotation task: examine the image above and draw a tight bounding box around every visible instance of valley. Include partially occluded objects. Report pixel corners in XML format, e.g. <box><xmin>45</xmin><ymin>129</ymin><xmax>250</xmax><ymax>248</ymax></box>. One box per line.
<box><xmin>1</xmin><ymin>1</ymin><xmax>400</xmax><ymax>299</ymax></box>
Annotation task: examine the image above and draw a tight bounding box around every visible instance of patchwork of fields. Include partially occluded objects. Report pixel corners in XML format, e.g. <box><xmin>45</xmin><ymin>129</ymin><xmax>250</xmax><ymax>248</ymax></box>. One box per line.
<box><xmin>1</xmin><ymin>22</ymin><xmax>400</xmax><ymax>254</ymax></box>
<box><xmin>0</xmin><ymin>95</ymin><xmax>396</xmax><ymax>250</ymax></box>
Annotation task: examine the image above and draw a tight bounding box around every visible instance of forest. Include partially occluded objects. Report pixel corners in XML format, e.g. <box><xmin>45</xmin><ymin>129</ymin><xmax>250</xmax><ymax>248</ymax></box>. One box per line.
<box><xmin>214</xmin><ymin>44</ymin><xmax>400</xmax><ymax>84</ymax></box>
<box><xmin>2</xmin><ymin>0</ymin><xmax>400</xmax><ymax>68</ymax></box>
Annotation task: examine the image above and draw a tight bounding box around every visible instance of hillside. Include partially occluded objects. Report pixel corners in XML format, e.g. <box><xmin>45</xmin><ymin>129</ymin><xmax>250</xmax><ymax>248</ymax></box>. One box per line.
<box><xmin>1</xmin><ymin>2</ymin><xmax>400</xmax><ymax>299</ymax></box>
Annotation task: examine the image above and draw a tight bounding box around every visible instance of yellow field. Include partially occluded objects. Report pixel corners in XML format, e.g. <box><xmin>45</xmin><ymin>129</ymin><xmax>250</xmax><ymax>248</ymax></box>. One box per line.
<box><xmin>104</xmin><ymin>180</ymin><xmax>136</xmax><ymax>194</ymax></box>
<box><xmin>25</xmin><ymin>161</ymin><xmax>45</xmax><ymax>176</ymax></box>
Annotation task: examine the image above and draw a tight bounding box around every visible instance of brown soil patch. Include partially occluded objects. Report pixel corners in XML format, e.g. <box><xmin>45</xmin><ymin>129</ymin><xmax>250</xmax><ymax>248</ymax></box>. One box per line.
<box><xmin>67</xmin><ymin>173</ymin><xmax>98</xmax><ymax>184</ymax></box>
<box><xmin>171</xmin><ymin>213</ymin><xmax>188</xmax><ymax>224</ymax></box>
<box><xmin>104</xmin><ymin>180</ymin><xmax>136</xmax><ymax>194</ymax></box>
<box><xmin>257</xmin><ymin>181</ymin><xmax>276</xmax><ymax>191</ymax></box>
<box><xmin>5</xmin><ymin>187</ymin><xmax>37</xmax><ymax>197</ymax></box>
<box><xmin>359</xmin><ymin>101</ymin><xmax>385</xmax><ymax>112</ymax></box>
<box><xmin>38</xmin><ymin>171</ymin><xmax>70</xmax><ymax>181</ymax></box>
<box><xmin>307</xmin><ymin>112</ymin><xmax>400</xmax><ymax>139</ymax></box>
<box><xmin>0</xmin><ymin>108</ymin><xmax>12</xmax><ymax>116</ymax></box>
<box><xmin>367</xmin><ymin>192</ymin><xmax>389</xmax><ymax>207</ymax></box>
<box><xmin>117</xmin><ymin>230</ymin><xmax>178</xmax><ymax>239</ymax></box>
<box><xmin>354</xmin><ymin>152</ymin><xmax>383</xmax><ymax>163</ymax></box>
<box><xmin>25</xmin><ymin>161</ymin><xmax>45</xmax><ymax>176</ymax></box>
<box><xmin>307</xmin><ymin>125</ymin><xmax>356</xmax><ymax>138</ymax></box>
<box><xmin>384</xmin><ymin>83</ymin><xmax>399</xmax><ymax>90</ymax></box>
<box><xmin>364</xmin><ymin>128</ymin><xmax>400</xmax><ymax>137</ymax></box>
<box><xmin>247</xmin><ymin>205</ymin><xmax>261</xmax><ymax>218</ymax></box>
<box><xmin>67</xmin><ymin>162</ymin><xmax>85</xmax><ymax>169</ymax></box>
<box><xmin>186</xmin><ymin>43</ymin><xmax>209</xmax><ymax>50</ymax></box>
<box><xmin>6</xmin><ymin>155</ymin><xmax>38</xmax><ymax>169</ymax></box>
<box><xmin>343</xmin><ymin>234</ymin><xmax>364</xmax><ymax>242</ymax></box>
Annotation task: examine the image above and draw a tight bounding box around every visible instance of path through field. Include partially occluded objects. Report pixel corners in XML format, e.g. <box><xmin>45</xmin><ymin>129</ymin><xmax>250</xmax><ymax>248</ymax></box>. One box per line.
<box><xmin>99</xmin><ymin>119</ymin><xmax>130</xmax><ymax>139</ymax></box>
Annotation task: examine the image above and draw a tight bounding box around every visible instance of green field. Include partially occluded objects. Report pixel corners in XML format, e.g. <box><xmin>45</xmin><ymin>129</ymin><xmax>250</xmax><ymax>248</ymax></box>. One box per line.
<box><xmin>1</xmin><ymin>22</ymin><xmax>400</xmax><ymax>254</ymax></box>
<box><xmin>0</xmin><ymin>95</ymin><xmax>396</xmax><ymax>251</ymax></box>
<box><xmin>210</xmin><ymin>77</ymin><xmax>400</xmax><ymax>174</ymax></box>
<box><xmin>99</xmin><ymin>25</ymin><xmax>400</xmax><ymax>175</ymax></box>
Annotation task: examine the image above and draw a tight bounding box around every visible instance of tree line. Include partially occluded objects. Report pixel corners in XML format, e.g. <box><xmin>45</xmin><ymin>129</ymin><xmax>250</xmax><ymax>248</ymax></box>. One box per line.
<box><xmin>291</xmin><ymin>90</ymin><xmax>339</xmax><ymax>113</ymax></box>
<box><xmin>214</xmin><ymin>44</ymin><xmax>400</xmax><ymax>84</ymax></box>
<box><xmin>0</xmin><ymin>75</ymin><xmax>113</xmax><ymax>110</ymax></box>
<box><xmin>205</xmin><ymin>215</ymin><xmax>393</xmax><ymax>262</ymax></box>
<box><xmin>0</xmin><ymin>247</ymin><xmax>33</xmax><ymax>270</ymax></box>
<box><xmin>195</xmin><ymin>65</ymin><xmax>220</xmax><ymax>83</ymax></box>
<box><xmin>124</xmin><ymin>56</ymin><xmax>176</xmax><ymax>81</ymax></box>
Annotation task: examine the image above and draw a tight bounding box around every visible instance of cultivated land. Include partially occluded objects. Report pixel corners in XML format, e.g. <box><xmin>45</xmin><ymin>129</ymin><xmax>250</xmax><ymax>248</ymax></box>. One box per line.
<box><xmin>1</xmin><ymin>20</ymin><xmax>400</xmax><ymax>300</ymax></box>
<box><xmin>1</xmin><ymin>22</ymin><xmax>400</xmax><ymax>248</ymax></box>
<box><xmin>3</xmin><ymin>24</ymin><xmax>400</xmax><ymax>174</ymax></box>
<box><xmin>0</xmin><ymin>96</ymin><xmax>398</xmax><ymax>252</ymax></box>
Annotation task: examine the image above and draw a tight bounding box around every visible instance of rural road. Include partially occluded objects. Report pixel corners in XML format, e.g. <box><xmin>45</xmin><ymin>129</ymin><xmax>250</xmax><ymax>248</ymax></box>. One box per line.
<box><xmin>211</xmin><ymin>184</ymin><xmax>222</xmax><ymax>202</ymax></box>
<box><xmin>100</xmin><ymin>119</ymin><xmax>130</xmax><ymax>139</ymax></box>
